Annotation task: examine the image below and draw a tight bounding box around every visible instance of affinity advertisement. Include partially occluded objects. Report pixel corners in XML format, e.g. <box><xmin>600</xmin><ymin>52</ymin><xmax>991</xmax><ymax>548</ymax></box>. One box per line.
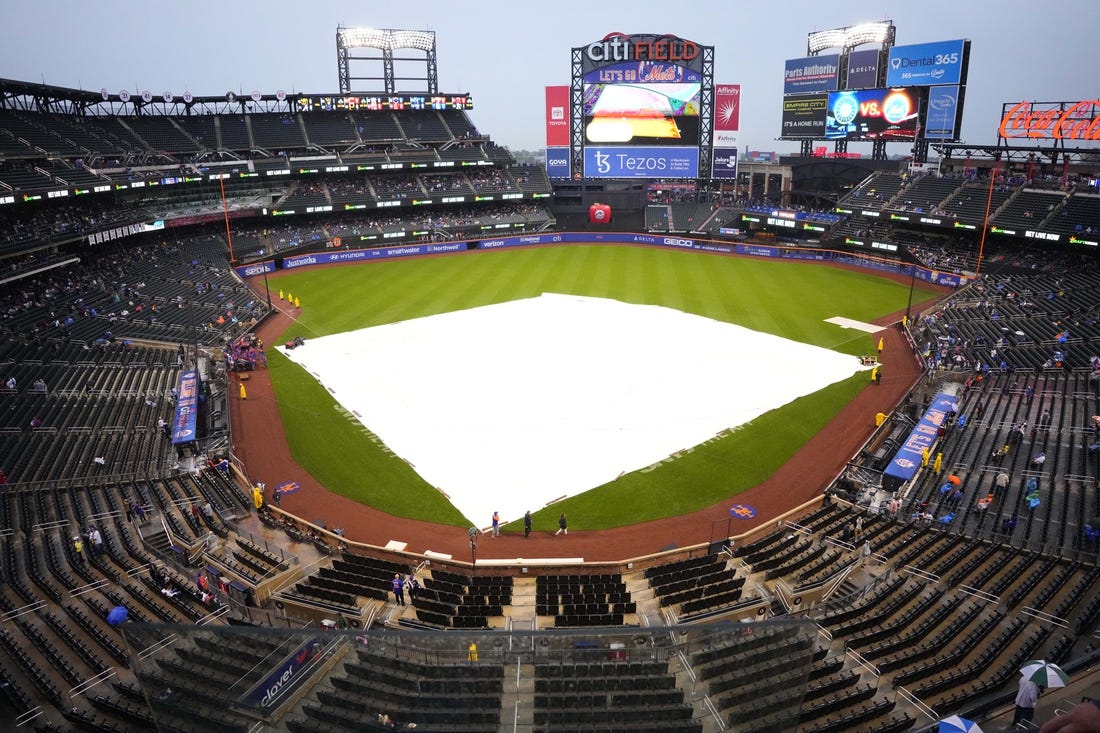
<box><xmin>545</xmin><ymin>147</ymin><xmax>572</xmax><ymax>179</ymax></box>
<box><xmin>825</xmin><ymin>88</ymin><xmax>923</xmax><ymax>141</ymax></box>
<box><xmin>783</xmin><ymin>54</ymin><xmax>840</xmax><ymax>95</ymax></box>
<box><xmin>845</xmin><ymin>49</ymin><xmax>881</xmax><ymax>90</ymax></box>
<box><xmin>781</xmin><ymin>94</ymin><xmax>828</xmax><ymax>138</ymax></box>
<box><xmin>885</xmin><ymin>39</ymin><xmax>968</xmax><ymax>87</ymax></box>
<box><xmin>711</xmin><ymin>147</ymin><xmax>738</xmax><ymax>179</ymax></box>
<box><xmin>924</xmin><ymin>85</ymin><xmax>962</xmax><ymax>140</ymax></box>
<box><xmin>713</xmin><ymin>84</ymin><xmax>741</xmax><ymax>147</ymax></box>
<box><xmin>583</xmin><ymin>146</ymin><xmax>699</xmax><ymax>178</ymax></box>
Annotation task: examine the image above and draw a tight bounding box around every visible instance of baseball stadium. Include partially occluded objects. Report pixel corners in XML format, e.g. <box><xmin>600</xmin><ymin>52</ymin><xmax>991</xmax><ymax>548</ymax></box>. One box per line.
<box><xmin>0</xmin><ymin>16</ymin><xmax>1099</xmax><ymax>733</ymax></box>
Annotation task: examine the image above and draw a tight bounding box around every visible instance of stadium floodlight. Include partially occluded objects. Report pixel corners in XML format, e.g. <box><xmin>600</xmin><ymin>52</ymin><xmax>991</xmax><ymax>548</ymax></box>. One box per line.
<box><xmin>336</xmin><ymin>26</ymin><xmax>435</xmax><ymax>52</ymax></box>
<box><xmin>807</xmin><ymin>21</ymin><xmax>894</xmax><ymax>53</ymax></box>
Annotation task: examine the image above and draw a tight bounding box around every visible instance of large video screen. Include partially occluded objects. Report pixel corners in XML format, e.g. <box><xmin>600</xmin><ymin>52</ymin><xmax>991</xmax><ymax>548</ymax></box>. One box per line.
<box><xmin>825</xmin><ymin>88</ymin><xmax>924</xmax><ymax>141</ymax></box>
<box><xmin>583</xmin><ymin>82</ymin><xmax>701</xmax><ymax>146</ymax></box>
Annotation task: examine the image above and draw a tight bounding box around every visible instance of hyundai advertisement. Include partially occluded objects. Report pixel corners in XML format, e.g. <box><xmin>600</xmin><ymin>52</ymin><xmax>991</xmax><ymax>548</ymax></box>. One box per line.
<box><xmin>825</xmin><ymin>88</ymin><xmax>923</xmax><ymax>141</ymax></box>
<box><xmin>885</xmin><ymin>39</ymin><xmax>969</xmax><ymax>87</ymax></box>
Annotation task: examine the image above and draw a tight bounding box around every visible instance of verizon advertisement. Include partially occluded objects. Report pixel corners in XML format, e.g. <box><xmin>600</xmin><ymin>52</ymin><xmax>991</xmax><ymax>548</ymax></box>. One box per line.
<box><xmin>545</xmin><ymin>85</ymin><xmax>570</xmax><ymax>147</ymax></box>
<box><xmin>713</xmin><ymin>84</ymin><xmax>740</xmax><ymax>147</ymax></box>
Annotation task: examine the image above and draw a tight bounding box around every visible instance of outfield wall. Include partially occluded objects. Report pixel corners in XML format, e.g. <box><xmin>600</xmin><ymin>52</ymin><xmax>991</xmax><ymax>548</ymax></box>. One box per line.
<box><xmin>234</xmin><ymin>232</ymin><xmax>971</xmax><ymax>289</ymax></box>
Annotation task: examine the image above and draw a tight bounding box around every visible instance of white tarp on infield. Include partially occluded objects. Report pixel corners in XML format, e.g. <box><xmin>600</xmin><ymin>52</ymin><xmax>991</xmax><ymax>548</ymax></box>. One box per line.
<box><xmin>278</xmin><ymin>293</ymin><xmax>869</xmax><ymax>528</ymax></box>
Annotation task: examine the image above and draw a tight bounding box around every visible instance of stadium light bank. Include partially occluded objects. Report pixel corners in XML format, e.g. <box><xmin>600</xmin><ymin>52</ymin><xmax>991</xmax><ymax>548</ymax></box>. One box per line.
<box><xmin>807</xmin><ymin>21</ymin><xmax>895</xmax><ymax>53</ymax></box>
<box><xmin>336</xmin><ymin>26</ymin><xmax>435</xmax><ymax>51</ymax></box>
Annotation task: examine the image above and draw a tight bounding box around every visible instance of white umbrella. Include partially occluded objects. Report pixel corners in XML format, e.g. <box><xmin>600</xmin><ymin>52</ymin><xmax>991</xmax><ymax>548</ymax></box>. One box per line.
<box><xmin>1019</xmin><ymin>660</ymin><xmax>1069</xmax><ymax>688</ymax></box>
<box><xmin>939</xmin><ymin>714</ymin><xmax>982</xmax><ymax>733</ymax></box>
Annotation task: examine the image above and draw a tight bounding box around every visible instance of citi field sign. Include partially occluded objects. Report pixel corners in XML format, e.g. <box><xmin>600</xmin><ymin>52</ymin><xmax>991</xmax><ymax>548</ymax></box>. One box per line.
<box><xmin>579</xmin><ymin>33</ymin><xmax>706</xmax><ymax>73</ymax></box>
<box><xmin>999</xmin><ymin>100</ymin><xmax>1100</xmax><ymax>141</ymax></box>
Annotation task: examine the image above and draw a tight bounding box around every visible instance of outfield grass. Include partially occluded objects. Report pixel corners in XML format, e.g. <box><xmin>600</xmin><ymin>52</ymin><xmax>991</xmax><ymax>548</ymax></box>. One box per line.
<box><xmin>266</xmin><ymin>245</ymin><xmax>937</xmax><ymax>530</ymax></box>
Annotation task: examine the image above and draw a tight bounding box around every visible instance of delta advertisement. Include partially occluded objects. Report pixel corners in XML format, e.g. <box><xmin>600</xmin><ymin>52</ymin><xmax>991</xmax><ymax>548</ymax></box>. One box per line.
<box><xmin>923</xmin><ymin>85</ymin><xmax>962</xmax><ymax>140</ymax></box>
<box><xmin>711</xmin><ymin>147</ymin><xmax>738</xmax><ymax>179</ymax></box>
<box><xmin>170</xmin><ymin>370</ymin><xmax>199</xmax><ymax>445</ymax></box>
<box><xmin>885</xmin><ymin>39</ymin><xmax>968</xmax><ymax>87</ymax></box>
<box><xmin>845</xmin><ymin>49</ymin><xmax>881</xmax><ymax>90</ymax></box>
<box><xmin>783</xmin><ymin>54</ymin><xmax>840</xmax><ymax>95</ymax></box>
<box><xmin>884</xmin><ymin>392</ymin><xmax>957</xmax><ymax>486</ymax></box>
<box><xmin>544</xmin><ymin>85</ymin><xmax>570</xmax><ymax>147</ymax></box>
<box><xmin>545</xmin><ymin>147</ymin><xmax>571</xmax><ymax>179</ymax></box>
<box><xmin>583</xmin><ymin>146</ymin><xmax>699</xmax><ymax>179</ymax></box>
<box><xmin>713</xmin><ymin>84</ymin><xmax>741</xmax><ymax>147</ymax></box>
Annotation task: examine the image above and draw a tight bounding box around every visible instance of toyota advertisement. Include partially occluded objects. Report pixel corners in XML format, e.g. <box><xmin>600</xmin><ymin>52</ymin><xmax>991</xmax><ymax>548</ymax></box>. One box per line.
<box><xmin>885</xmin><ymin>39</ymin><xmax>969</xmax><ymax>87</ymax></box>
<box><xmin>544</xmin><ymin>85</ymin><xmax>570</xmax><ymax>147</ymax></box>
<box><xmin>825</xmin><ymin>87</ymin><xmax>924</xmax><ymax>141</ymax></box>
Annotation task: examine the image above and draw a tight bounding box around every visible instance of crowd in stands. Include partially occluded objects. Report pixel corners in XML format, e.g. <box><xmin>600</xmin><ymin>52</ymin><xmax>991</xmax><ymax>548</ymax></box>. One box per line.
<box><xmin>0</xmin><ymin>199</ymin><xmax>148</xmax><ymax>249</ymax></box>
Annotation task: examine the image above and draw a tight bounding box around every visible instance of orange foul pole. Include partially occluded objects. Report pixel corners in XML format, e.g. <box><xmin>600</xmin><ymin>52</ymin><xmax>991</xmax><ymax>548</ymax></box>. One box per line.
<box><xmin>220</xmin><ymin>177</ymin><xmax>236</xmax><ymax>264</ymax></box>
<box><xmin>974</xmin><ymin>158</ymin><xmax>1000</xmax><ymax>276</ymax></box>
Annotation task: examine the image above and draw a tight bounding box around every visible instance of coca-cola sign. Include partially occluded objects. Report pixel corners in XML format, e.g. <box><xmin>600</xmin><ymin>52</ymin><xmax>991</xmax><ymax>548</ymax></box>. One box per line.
<box><xmin>999</xmin><ymin>100</ymin><xmax>1100</xmax><ymax>141</ymax></box>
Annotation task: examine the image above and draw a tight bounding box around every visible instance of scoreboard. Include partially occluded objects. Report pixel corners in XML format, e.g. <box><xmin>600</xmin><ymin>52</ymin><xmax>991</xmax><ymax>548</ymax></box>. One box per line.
<box><xmin>296</xmin><ymin>95</ymin><xmax>473</xmax><ymax>112</ymax></box>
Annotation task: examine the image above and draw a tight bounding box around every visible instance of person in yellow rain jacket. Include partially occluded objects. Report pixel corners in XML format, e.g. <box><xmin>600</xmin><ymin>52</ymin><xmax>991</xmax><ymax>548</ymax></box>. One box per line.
<box><xmin>933</xmin><ymin>452</ymin><xmax>943</xmax><ymax>474</ymax></box>
<box><xmin>239</xmin><ymin>382</ymin><xmax>247</xmax><ymax>400</ymax></box>
<box><xmin>252</xmin><ymin>485</ymin><xmax>264</xmax><ymax>510</ymax></box>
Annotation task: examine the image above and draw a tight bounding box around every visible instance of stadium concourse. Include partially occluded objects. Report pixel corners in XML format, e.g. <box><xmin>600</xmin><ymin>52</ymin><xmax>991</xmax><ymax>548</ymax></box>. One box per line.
<box><xmin>231</xmin><ymin>257</ymin><xmax>941</xmax><ymax>562</ymax></box>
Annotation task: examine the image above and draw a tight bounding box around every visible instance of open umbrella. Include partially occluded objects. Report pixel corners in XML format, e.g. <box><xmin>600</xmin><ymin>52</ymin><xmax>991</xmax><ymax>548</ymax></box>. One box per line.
<box><xmin>106</xmin><ymin>605</ymin><xmax>128</xmax><ymax>626</ymax></box>
<box><xmin>939</xmin><ymin>714</ymin><xmax>983</xmax><ymax>733</ymax></box>
<box><xmin>1019</xmin><ymin>660</ymin><xmax>1069</xmax><ymax>688</ymax></box>
<box><xmin>947</xmin><ymin>474</ymin><xmax>962</xmax><ymax>485</ymax></box>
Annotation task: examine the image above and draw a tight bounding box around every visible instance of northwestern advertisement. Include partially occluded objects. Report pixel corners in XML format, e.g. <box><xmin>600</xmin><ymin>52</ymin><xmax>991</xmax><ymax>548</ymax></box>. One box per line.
<box><xmin>924</xmin><ymin>85</ymin><xmax>961</xmax><ymax>140</ymax></box>
<box><xmin>886</xmin><ymin>39</ymin><xmax>968</xmax><ymax>87</ymax></box>
<box><xmin>845</xmin><ymin>48</ymin><xmax>881</xmax><ymax>90</ymax></box>
<box><xmin>783</xmin><ymin>54</ymin><xmax>840</xmax><ymax>95</ymax></box>
<box><xmin>583</xmin><ymin>146</ymin><xmax>699</xmax><ymax>178</ymax></box>
<box><xmin>781</xmin><ymin>94</ymin><xmax>828</xmax><ymax>138</ymax></box>
<box><xmin>711</xmin><ymin>147</ymin><xmax>738</xmax><ymax>179</ymax></box>
<box><xmin>545</xmin><ymin>147</ymin><xmax>571</xmax><ymax>179</ymax></box>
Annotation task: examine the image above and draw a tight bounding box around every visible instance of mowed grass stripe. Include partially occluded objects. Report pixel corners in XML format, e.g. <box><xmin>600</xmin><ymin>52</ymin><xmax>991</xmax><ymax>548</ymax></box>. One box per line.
<box><xmin>268</xmin><ymin>245</ymin><xmax>937</xmax><ymax>529</ymax></box>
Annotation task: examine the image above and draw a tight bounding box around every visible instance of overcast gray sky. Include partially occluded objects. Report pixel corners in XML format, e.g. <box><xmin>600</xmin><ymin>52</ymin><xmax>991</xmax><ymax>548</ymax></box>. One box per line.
<box><xmin>1</xmin><ymin>0</ymin><xmax>1092</xmax><ymax>154</ymax></box>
